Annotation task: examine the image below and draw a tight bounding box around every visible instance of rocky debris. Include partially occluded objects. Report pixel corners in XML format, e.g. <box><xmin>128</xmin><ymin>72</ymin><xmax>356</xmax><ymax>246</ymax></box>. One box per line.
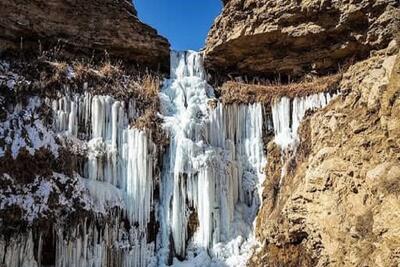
<box><xmin>251</xmin><ymin>42</ymin><xmax>400</xmax><ymax>266</ymax></box>
<box><xmin>205</xmin><ymin>0</ymin><xmax>400</xmax><ymax>79</ymax></box>
<box><xmin>0</xmin><ymin>0</ymin><xmax>170</xmax><ymax>72</ymax></box>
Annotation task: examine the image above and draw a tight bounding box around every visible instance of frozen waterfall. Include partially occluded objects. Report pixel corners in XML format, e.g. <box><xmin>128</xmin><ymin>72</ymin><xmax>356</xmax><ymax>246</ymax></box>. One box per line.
<box><xmin>158</xmin><ymin>51</ymin><xmax>266</xmax><ymax>266</ymax></box>
<box><xmin>51</xmin><ymin>90</ymin><xmax>158</xmax><ymax>267</ymax></box>
<box><xmin>0</xmin><ymin>50</ymin><xmax>340</xmax><ymax>267</ymax></box>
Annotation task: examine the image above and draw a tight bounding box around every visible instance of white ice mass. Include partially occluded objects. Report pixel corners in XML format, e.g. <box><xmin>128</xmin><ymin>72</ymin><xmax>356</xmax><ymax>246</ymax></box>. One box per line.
<box><xmin>158</xmin><ymin>51</ymin><xmax>266</xmax><ymax>266</ymax></box>
<box><xmin>272</xmin><ymin>93</ymin><xmax>335</xmax><ymax>151</ymax></box>
<box><xmin>0</xmin><ymin>51</ymin><xmax>338</xmax><ymax>267</ymax></box>
<box><xmin>51</xmin><ymin>90</ymin><xmax>158</xmax><ymax>267</ymax></box>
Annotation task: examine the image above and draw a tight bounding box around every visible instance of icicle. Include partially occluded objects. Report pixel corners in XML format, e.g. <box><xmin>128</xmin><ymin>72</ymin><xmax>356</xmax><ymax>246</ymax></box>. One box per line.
<box><xmin>68</xmin><ymin>101</ymin><xmax>78</xmax><ymax>136</ymax></box>
<box><xmin>159</xmin><ymin>51</ymin><xmax>266</xmax><ymax>264</ymax></box>
<box><xmin>55</xmin><ymin>217</ymin><xmax>156</xmax><ymax>267</ymax></box>
<box><xmin>0</xmin><ymin>231</ymin><xmax>39</xmax><ymax>267</ymax></box>
<box><xmin>49</xmin><ymin>88</ymin><xmax>158</xmax><ymax>266</ymax></box>
<box><xmin>272</xmin><ymin>92</ymin><xmax>336</xmax><ymax>150</ymax></box>
<box><xmin>123</xmin><ymin>129</ymin><xmax>155</xmax><ymax>232</ymax></box>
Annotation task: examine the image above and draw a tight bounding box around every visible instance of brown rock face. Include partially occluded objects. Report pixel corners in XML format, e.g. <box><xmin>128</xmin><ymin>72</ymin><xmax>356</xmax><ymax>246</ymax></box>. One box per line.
<box><xmin>205</xmin><ymin>0</ymin><xmax>400</xmax><ymax>79</ymax></box>
<box><xmin>251</xmin><ymin>43</ymin><xmax>400</xmax><ymax>267</ymax></box>
<box><xmin>0</xmin><ymin>0</ymin><xmax>170</xmax><ymax>71</ymax></box>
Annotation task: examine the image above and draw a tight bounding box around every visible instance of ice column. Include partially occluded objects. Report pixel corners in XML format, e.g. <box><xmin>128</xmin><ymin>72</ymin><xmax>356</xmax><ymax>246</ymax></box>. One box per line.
<box><xmin>159</xmin><ymin>51</ymin><xmax>266</xmax><ymax>261</ymax></box>
<box><xmin>0</xmin><ymin>231</ymin><xmax>39</xmax><ymax>267</ymax></box>
<box><xmin>51</xmin><ymin>90</ymin><xmax>157</xmax><ymax>267</ymax></box>
<box><xmin>272</xmin><ymin>92</ymin><xmax>335</xmax><ymax>150</ymax></box>
<box><xmin>86</xmin><ymin>95</ymin><xmax>127</xmax><ymax>186</ymax></box>
<box><xmin>52</xmin><ymin>92</ymin><xmax>133</xmax><ymax>186</ymax></box>
<box><xmin>123</xmin><ymin>128</ymin><xmax>156</xmax><ymax>235</ymax></box>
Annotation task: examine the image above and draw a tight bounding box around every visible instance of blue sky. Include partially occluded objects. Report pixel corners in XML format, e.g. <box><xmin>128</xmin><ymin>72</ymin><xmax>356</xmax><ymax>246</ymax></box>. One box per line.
<box><xmin>134</xmin><ymin>0</ymin><xmax>222</xmax><ymax>51</ymax></box>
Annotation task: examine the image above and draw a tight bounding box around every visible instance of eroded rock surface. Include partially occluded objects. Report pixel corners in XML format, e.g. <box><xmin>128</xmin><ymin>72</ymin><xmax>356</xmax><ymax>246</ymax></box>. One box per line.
<box><xmin>0</xmin><ymin>0</ymin><xmax>170</xmax><ymax>71</ymax></box>
<box><xmin>251</xmin><ymin>42</ymin><xmax>400</xmax><ymax>266</ymax></box>
<box><xmin>205</xmin><ymin>0</ymin><xmax>400</xmax><ymax>78</ymax></box>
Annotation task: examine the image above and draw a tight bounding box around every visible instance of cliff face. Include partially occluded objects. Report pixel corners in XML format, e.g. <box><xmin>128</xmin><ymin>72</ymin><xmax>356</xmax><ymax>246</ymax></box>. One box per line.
<box><xmin>0</xmin><ymin>0</ymin><xmax>170</xmax><ymax>71</ymax></box>
<box><xmin>206</xmin><ymin>1</ymin><xmax>400</xmax><ymax>266</ymax></box>
<box><xmin>0</xmin><ymin>57</ymin><xmax>165</xmax><ymax>266</ymax></box>
<box><xmin>1</xmin><ymin>0</ymin><xmax>400</xmax><ymax>266</ymax></box>
<box><xmin>0</xmin><ymin>2</ymin><xmax>171</xmax><ymax>265</ymax></box>
<box><xmin>251</xmin><ymin>42</ymin><xmax>400</xmax><ymax>267</ymax></box>
<box><xmin>205</xmin><ymin>0</ymin><xmax>400</xmax><ymax>78</ymax></box>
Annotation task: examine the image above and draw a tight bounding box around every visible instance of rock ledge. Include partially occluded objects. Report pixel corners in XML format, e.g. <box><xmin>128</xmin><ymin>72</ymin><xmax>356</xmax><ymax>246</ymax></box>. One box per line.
<box><xmin>0</xmin><ymin>0</ymin><xmax>170</xmax><ymax>71</ymax></box>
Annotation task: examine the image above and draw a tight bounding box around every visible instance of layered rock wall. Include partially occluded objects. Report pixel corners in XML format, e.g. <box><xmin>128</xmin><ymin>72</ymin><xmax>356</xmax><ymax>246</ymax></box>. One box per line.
<box><xmin>206</xmin><ymin>1</ymin><xmax>400</xmax><ymax>266</ymax></box>
<box><xmin>205</xmin><ymin>0</ymin><xmax>400</xmax><ymax>79</ymax></box>
<box><xmin>0</xmin><ymin>0</ymin><xmax>170</xmax><ymax>71</ymax></box>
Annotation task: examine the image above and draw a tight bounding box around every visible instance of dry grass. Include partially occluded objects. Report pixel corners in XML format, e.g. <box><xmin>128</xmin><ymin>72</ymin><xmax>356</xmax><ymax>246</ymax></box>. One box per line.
<box><xmin>220</xmin><ymin>74</ymin><xmax>341</xmax><ymax>104</ymax></box>
<box><xmin>45</xmin><ymin>61</ymin><xmax>68</xmax><ymax>82</ymax></box>
<box><xmin>98</xmin><ymin>61</ymin><xmax>123</xmax><ymax>78</ymax></box>
<box><xmin>2</xmin><ymin>45</ymin><xmax>165</xmax><ymax>99</ymax></box>
<box><xmin>133</xmin><ymin>109</ymin><xmax>169</xmax><ymax>148</ymax></box>
<box><xmin>72</xmin><ymin>61</ymin><xmax>91</xmax><ymax>81</ymax></box>
<box><xmin>2</xmin><ymin>52</ymin><xmax>164</xmax><ymax>114</ymax></box>
<box><xmin>140</xmin><ymin>73</ymin><xmax>161</xmax><ymax>98</ymax></box>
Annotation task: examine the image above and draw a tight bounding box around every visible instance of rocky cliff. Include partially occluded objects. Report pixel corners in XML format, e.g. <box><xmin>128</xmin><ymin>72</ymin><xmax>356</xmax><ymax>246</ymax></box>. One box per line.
<box><xmin>250</xmin><ymin>41</ymin><xmax>400</xmax><ymax>267</ymax></box>
<box><xmin>0</xmin><ymin>1</ymin><xmax>171</xmax><ymax>266</ymax></box>
<box><xmin>205</xmin><ymin>0</ymin><xmax>400</xmax><ymax>79</ymax></box>
<box><xmin>1</xmin><ymin>0</ymin><xmax>400</xmax><ymax>266</ymax></box>
<box><xmin>0</xmin><ymin>0</ymin><xmax>170</xmax><ymax>71</ymax></box>
<box><xmin>205</xmin><ymin>1</ymin><xmax>400</xmax><ymax>266</ymax></box>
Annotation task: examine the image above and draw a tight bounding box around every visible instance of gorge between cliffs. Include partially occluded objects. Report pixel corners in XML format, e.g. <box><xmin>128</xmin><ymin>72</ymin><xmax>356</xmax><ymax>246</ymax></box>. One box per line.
<box><xmin>0</xmin><ymin>0</ymin><xmax>399</xmax><ymax>267</ymax></box>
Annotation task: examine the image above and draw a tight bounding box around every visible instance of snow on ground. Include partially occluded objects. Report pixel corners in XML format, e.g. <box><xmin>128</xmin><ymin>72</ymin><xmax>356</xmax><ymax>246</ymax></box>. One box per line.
<box><xmin>0</xmin><ymin>61</ymin><xmax>30</xmax><ymax>91</ymax></box>
<box><xmin>0</xmin><ymin>172</ymin><xmax>132</xmax><ymax>225</ymax></box>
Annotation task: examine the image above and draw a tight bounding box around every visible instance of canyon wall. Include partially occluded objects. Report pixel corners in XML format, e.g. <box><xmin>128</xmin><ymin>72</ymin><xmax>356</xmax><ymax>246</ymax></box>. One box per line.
<box><xmin>206</xmin><ymin>1</ymin><xmax>400</xmax><ymax>266</ymax></box>
<box><xmin>251</xmin><ymin>43</ymin><xmax>400</xmax><ymax>267</ymax></box>
<box><xmin>205</xmin><ymin>0</ymin><xmax>400</xmax><ymax>79</ymax></box>
<box><xmin>0</xmin><ymin>0</ymin><xmax>399</xmax><ymax>266</ymax></box>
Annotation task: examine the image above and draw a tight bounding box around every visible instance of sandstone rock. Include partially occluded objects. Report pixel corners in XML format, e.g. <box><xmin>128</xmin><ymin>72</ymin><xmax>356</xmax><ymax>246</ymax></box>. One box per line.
<box><xmin>0</xmin><ymin>0</ymin><xmax>170</xmax><ymax>72</ymax></box>
<box><xmin>252</xmin><ymin>47</ymin><xmax>400</xmax><ymax>266</ymax></box>
<box><xmin>205</xmin><ymin>0</ymin><xmax>400</xmax><ymax>79</ymax></box>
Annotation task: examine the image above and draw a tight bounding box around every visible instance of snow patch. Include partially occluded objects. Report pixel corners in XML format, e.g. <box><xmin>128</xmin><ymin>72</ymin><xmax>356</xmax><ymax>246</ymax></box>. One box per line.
<box><xmin>0</xmin><ymin>173</ymin><xmax>90</xmax><ymax>223</ymax></box>
<box><xmin>0</xmin><ymin>97</ymin><xmax>59</xmax><ymax>158</ymax></box>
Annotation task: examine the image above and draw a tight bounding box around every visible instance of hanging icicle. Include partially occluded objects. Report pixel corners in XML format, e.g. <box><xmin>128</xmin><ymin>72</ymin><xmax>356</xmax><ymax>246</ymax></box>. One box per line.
<box><xmin>158</xmin><ymin>51</ymin><xmax>266</xmax><ymax>265</ymax></box>
<box><xmin>272</xmin><ymin>92</ymin><xmax>336</xmax><ymax>150</ymax></box>
<box><xmin>0</xmin><ymin>231</ymin><xmax>39</xmax><ymax>267</ymax></box>
<box><xmin>50</xmin><ymin>89</ymin><xmax>158</xmax><ymax>267</ymax></box>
